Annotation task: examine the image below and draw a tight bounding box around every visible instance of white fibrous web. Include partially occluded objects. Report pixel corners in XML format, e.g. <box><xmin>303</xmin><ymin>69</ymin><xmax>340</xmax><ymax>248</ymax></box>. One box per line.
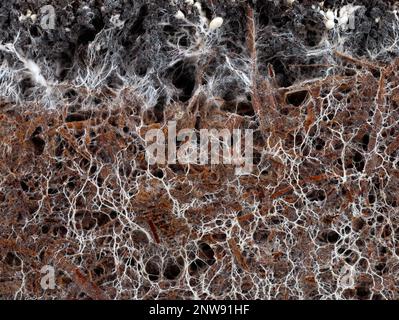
<box><xmin>1</xmin><ymin>0</ymin><xmax>399</xmax><ymax>300</ymax></box>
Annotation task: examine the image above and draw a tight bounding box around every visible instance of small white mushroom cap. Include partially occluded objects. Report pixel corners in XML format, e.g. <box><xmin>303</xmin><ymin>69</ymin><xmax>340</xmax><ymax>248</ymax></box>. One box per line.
<box><xmin>175</xmin><ymin>10</ymin><xmax>185</xmax><ymax>20</ymax></box>
<box><xmin>209</xmin><ymin>17</ymin><xmax>223</xmax><ymax>30</ymax></box>
<box><xmin>30</xmin><ymin>14</ymin><xmax>37</xmax><ymax>23</ymax></box>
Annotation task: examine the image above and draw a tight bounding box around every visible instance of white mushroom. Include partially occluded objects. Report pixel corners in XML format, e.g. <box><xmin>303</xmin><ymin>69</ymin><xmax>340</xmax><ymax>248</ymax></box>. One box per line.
<box><xmin>175</xmin><ymin>10</ymin><xmax>185</xmax><ymax>20</ymax></box>
<box><xmin>30</xmin><ymin>14</ymin><xmax>37</xmax><ymax>23</ymax></box>
<box><xmin>209</xmin><ymin>17</ymin><xmax>223</xmax><ymax>30</ymax></box>
<box><xmin>325</xmin><ymin>19</ymin><xmax>335</xmax><ymax>30</ymax></box>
